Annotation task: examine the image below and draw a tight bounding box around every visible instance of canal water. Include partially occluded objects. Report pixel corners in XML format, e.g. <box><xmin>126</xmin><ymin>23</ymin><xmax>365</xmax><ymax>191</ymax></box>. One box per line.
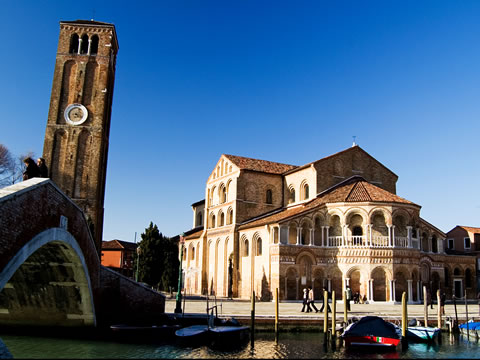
<box><xmin>1</xmin><ymin>331</ymin><xmax>478</xmax><ymax>359</ymax></box>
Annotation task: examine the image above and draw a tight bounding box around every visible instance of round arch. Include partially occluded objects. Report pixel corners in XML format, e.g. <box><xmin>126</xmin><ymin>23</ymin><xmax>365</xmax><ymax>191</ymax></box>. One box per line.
<box><xmin>0</xmin><ymin>227</ymin><xmax>96</xmax><ymax>326</ymax></box>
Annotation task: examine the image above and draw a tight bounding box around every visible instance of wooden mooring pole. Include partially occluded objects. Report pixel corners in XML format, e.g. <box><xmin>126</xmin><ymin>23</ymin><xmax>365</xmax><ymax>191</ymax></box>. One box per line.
<box><xmin>331</xmin><ymin>290</ymin><xmax>336</xmax><ymax>347</ymax></box>
<box><xmin>323</xmin><ymin>289</ymin><xmax>328</xmax><ymax>334</ymax></box>
<box><xmin>343</xmin><ymin>290</ymin><xmax>348</xmax><ymax>326</ymax></box>
<box><xmin>401</xmin><ymin>291</ymin><xmax>408</xmax><ymax>350</ymax></box>
<box><xmin>275</xmin><ymin>288</ymin><xmax>279</xmax><ymax>335</ymax></box>
<box><xmin>251</xmin><ymin>291</ymin><xmax>255</xmax><ymax>347</ymax></box>
<box><xmin>437</xmin><ymin>289</ymin><xmax>442</xmax><ymax>330</ymax></box>
<box><xmin>465</xmin><ymin>289</ymin><xmax>469</xmax><ymax>340</ymax></box>
<box><xmin>423</xmin><ymin>285</ymin><xmax>428</xmax><ymax>327</ymax></box>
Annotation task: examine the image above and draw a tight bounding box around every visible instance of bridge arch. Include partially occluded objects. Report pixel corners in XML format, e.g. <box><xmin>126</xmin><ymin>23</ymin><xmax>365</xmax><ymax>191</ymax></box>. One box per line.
<box><xmin>0</xmin><ymin>227</ymin><xmax>96</xmax><ymax>327</ymax></box>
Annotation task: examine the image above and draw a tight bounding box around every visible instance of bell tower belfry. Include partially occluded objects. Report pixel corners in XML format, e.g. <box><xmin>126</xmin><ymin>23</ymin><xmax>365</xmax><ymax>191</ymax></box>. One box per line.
<box><xmin>42</xmin><ymin>20</ymin><xmax>119</xmax><ymax>253</ymax></box>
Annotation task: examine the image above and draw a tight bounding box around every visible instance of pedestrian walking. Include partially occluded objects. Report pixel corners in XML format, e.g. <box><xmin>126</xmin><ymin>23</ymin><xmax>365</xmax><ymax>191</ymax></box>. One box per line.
<box><xmin>301</xmin><ymin>288</ymin><xmax>311</xmax><ymax>312</ymax></box>
<box><xmin>307</xmin><ymin>286</ymin><xmax>319</xmax><ymax>313</ymax></box>
<box><xmin>346</xmin><ymin>285</ymin><xmax>352</xmax><ymax>311</ymax></box>
<box><xmin>319</xmin><ymin>287</ymin><xmax>331</xmax><ymax>313</ymax></box>
<box><xmin>440</xmin><ymin>292</ymin><xmax>446</xmax><ymax>315</ymax></box>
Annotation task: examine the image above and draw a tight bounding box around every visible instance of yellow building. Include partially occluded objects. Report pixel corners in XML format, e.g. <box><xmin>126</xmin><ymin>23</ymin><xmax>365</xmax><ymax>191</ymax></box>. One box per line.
<box><xmin>181</xmin><ymin>145</ymin><xmax>476</xmax><ymax>303</ymax></box>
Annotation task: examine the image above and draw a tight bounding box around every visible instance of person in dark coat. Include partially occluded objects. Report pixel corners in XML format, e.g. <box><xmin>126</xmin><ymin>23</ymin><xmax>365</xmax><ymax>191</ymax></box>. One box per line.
<box><xmin>440</xmin><ymin>292</ymin><xmax>446</xmax><ymax>315</ymax></box>
<box><xmin>23</xmin><ymin>157</ymin><xmax>40</xmax><ymax>180</ymax></box>
<box><xmin>37</xmin><ymin>157</ymin><xmax>48</xmax><ymax>178</ymax></box>
<box><xmin>319</xmin><ymin>287</ymin><xmax>331</xmax><ymax>313</ymax></box>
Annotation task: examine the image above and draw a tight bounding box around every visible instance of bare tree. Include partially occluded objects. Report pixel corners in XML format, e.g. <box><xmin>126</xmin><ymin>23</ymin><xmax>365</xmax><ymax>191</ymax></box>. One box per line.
<box><xmin>0</xmin><ymin>144</ymin><xmax>14</xmax><ymax>187</ymax></box>
<box><xmin>0</xmin><ymin>144</ymin><xmax>36</xmax><ymax>187</ymax></box>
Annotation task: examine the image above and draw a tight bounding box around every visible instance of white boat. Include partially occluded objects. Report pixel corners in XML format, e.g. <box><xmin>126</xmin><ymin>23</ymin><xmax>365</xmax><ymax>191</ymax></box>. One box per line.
<box><xmin>406</xmin><ymin>326</ymin><xmax>441</xmax><ymax>342</ymax></box>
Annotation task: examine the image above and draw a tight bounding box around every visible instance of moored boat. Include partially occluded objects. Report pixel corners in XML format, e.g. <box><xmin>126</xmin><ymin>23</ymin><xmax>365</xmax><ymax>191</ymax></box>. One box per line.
<box><xmin>208</xmin><ymin>325</ymin><xmax>250</xmax><ymax>349</ymax></box>
<box><xmin>341</xmin><ymin>316</ymin><xmax>401</xmax><ymax>350</ymax></box>
<box><xmin>406</xmin><ymin>326</ymin><xmax>441</xmax><ymax>342</ymax></box>
<box><xmin>459</xmin><ymin>321</ymin><xmax>480</xmax><ymax>340</ymax></box>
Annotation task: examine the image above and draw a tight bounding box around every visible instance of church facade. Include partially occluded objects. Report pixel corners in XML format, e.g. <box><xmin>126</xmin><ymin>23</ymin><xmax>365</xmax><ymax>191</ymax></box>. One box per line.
<box><xmin>181</xmin><ymin>145</ymin><xmax>476</xmax><ymax>302</ymax></box>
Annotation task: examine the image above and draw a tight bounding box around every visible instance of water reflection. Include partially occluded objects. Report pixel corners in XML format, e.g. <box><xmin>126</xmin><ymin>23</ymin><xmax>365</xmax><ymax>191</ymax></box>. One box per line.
<box><xmin>1</xmin><ymin>332</ymin><xmax>479</xmax><ymax>359</ymax></box>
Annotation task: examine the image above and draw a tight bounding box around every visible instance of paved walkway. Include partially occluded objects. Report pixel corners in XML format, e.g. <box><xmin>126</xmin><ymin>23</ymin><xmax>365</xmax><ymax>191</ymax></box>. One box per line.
<box><xmin>165</xmin><ymin>298</ymin><xmax>480</xmax><ymax>322</ymax></box>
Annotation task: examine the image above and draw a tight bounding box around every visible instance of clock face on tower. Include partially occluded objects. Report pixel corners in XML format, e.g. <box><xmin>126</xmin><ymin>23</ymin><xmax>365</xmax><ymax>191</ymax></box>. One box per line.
<box><xmin>64</xmin><ymin>103</ymin><xmax>88</xmax><ymax>125</ymax></box>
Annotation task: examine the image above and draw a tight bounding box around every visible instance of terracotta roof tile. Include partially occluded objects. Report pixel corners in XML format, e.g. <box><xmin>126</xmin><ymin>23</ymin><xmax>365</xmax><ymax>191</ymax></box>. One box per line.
<box><xmin>223</xmin><ymin>154</ymin><xmax>297</xmax><ymax>175</ymax></box>
<box><xmin>238</xmin><ymin>176</ymin><xmax>416</xmax><ymax>229</ymax></box>
<box><xmin>459</xmin><ymin>226</ymin><xmax>480</xmax><ymax>234</ymax></box>
<box><xmin>102</xmin><ymin>239</ymin><xmax>137</xmax><ymax>250</ymax></box>
<box><xmin>185</xmin><ymin>229</ymin><xmax>204</xmax><ymax>240</ymax></box>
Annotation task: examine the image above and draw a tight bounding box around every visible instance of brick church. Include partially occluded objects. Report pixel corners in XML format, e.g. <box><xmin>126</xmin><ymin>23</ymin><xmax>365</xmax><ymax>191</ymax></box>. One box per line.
<box><xmin>181</xmin><ymin>145</ymin><xmax>476</xmax><ymax>303</ymax></box>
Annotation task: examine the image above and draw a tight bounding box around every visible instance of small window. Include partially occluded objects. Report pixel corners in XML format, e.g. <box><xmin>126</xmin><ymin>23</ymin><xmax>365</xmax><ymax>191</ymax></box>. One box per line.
<box><xmin>90</xmin><ymin>35</ymin><xmax>99</xmax><ymax>55</ymax></box>
<box><xmin>210</xmin><ymin>215</ymin><xmax>216</xmax><ymax>229</ymax></box>
<box><xmin>464</xmin><ymin>237</ymin><xmax>471</xmax><ymax>249</ymax></box>
<box><xmin>80</xmin><ymin>34</ymin><xmax>89</xmax><ymax>54</ymax></box>
<box><xmin>447</xmin><ymin>238</ymin><xmax>454</xmax><ymax>250</ymax></box>
<box><xmin>220</xmin><ymin>212</ymin><xmax>225</xmax><ymax>226</ymax></box>
<box><xmin>256</xmin><ymin>238</ymin><xmax>262</xmax><ymax>256</ymax></box>
<box><xmin>266</xmin><ymin>189</ymin><xmax>273</xmax><ymax>204</ymax></box>
<box><xmin>243</xmin><ymin>240</ymin><xmax>249</xmax><ymax>257</ymax></box>
<box><xmin>191</xmin><ymin>247</ymin><xmax>195</xmax><ymax>260</ymax></box>
<box><xmin>466</xmin><ymin>268</ymin><xmax>472</xmax><ymax>288</ymax></box>
<box><xmin>196</xmin><ymin>212</ymin><xmax>203</xmax><ymax>227</ymax></box>
<box><xmin>227</xmin><ymin>208</ymin><xmax>233</xmax><ymax>225</ymax></box>
<box><xmin>69</xmin><ymin>34</ymin><xmax>79</xmax><ymax>54</ymax></box>
<box><xmin>288</xmin><ymin>188</ymin><xmax>295</xmax><ymax>204</ymax></box>
<box><xmin>304</xmin><ymin>184</ymin><xmax>309</xmax><ymax>200</ymax></box>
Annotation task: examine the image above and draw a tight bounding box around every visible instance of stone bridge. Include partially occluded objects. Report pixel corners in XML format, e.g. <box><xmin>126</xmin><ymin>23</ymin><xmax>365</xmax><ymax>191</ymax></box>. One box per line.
<box><xmin>0</xmin><ymin>178</ymin><xmax>165</xmax><ymax>328</ymax></box>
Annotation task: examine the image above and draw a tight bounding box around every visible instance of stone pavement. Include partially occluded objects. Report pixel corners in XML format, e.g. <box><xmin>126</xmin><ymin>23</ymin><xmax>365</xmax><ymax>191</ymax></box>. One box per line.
<box><xmin>165</xmin><ymin>297</ymin><xmax>480</xmax><ymax>323</ymax></box>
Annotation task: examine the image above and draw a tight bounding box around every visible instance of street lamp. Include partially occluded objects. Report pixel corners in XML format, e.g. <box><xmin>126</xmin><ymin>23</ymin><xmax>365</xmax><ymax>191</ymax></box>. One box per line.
<box><xmin>135</xmin><ymin>246</ymin><xmax>141</xmax><ymax>282</ymax></box>
<box><xmin>174</xmin><ymin>234</ymin><xmax>185</xmax><ymax>314</ymax></box>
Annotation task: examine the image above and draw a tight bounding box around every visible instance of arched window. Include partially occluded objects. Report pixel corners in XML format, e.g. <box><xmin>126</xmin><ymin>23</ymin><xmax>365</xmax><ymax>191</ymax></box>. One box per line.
<box><xmin>90</xmin><ymin>35</ymin><xmax>99</xmax><ymax>55</ymax></box>
<box><xmin>256</xmin><ymin>238</ymin><xmax>262</xmax><ymax>256</ymax></box>
<box><xmin>191</xmin><ymin>247</ymin><xmax>195</xmax><ymax>260</ymax></box>
<box><xmin>454</xmin><ymin>267</ymin><xmax>461</xmax><ymax>276</ymax></box>
<box><xmin>210</xmin><ymin>214</ymin><xmax>216</xmax><ymax>229</ymax></box>
<box><xmin>183</xmin><ymin>249</ymin><xmax>187</xmax><ymax>261</ymax></box>
<box><xmin>80</xmin><ymin>34</ymin><xmax>89</xmax><ymax>54</ymax></box>
<box><xmin>219</xmin><ymin>185</ymin><xmax>226</xmax><ymax>203</ymax></box>
<box><xmin>432</xmin><ymin>235</ymin><xmax>438</xmax><ymax>253</ymax></box>
<box><xmin>220</xmin><ymin>212</ymin><xmax>225</xmax><ymax>226</ymax></box>
<box><xmin>303</xmin><ymin>183</ymin><xmax>309</xmax><ymax>200</ymax></box>
<box><xmin>353</xmin><ymin>226</ymin><xmax>363</xmax><ymax>236</ymax></box>
<box><xmin>243</xmin><ymin>240</ymin><xmax>249</xmax><ymax>257</ymax></box>
<box><xmin>69</xmin><ymin>34</ymin><xmax>79</xmax><ymax>54</ymax></box>
<box><xmin>288</xmin><ymin>188</ymin><xmax>295</xmax><ymax>204</ymax></box>
<box><xmin>466</xmin><ymin>268</ymin><xmax>472</xmax><ymax>288</ymax></box>
<box><xmin>196</xmin><ymin>212</ymin><xmax>203</xmax><ymax>227</ymax></box>
<box><xmin>266</xmin><ymin>189</ymin><xmax>273</xmax><ymax>204</ymax></box>
<box><xmin>227</xmin><ymin>208</ymin><xmax>233</xmax><ymax>225</ymax></box>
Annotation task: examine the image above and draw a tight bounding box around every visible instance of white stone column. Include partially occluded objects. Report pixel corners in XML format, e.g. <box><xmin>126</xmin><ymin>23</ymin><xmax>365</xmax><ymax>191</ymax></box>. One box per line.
<box><xmin>368</xmin><ymin>279</ymin><xmax>374</xmax><ymax>302</ymax></box>
<box><xmin>407</xmin><ymin>226</ymin><xmax>412</xmax><ymax>248</ymax></box>
<box><xmin>390</xmin><ymin>279</ymin><xmax>396</xmax><ymax>302</ymax></box>
<box><xmin>326</xmin><ymin>226</ymin><xmax>330</xmax><ymax>247</ymax></box>
<box><xmin>321</xmin><ymin>226</ymin><xmax>325</xmax><ymax>247</ymax></box>
<box><xmin>286</xmin><ymin>226</ymin><xmax>290</xmax><ymax>245</ymax></box>
<box><xmin>77</xmin><ymin>38</ymin><xmax>82</xmax><ymax>54</ymax></box>
<box><xmin>387</xmin><ymin>224</ymin><xmax>392</xmax><ymax>247</ymax></box>
<box><xmin>297</xmin><ymin>227</ymin><xmax>302</xmax><ymax>245</ymax></box>
<box><xmin>407</xmin><ymin>279</ymin><xmax>413</xmax><ymax>303</ymax></box>
<box><xmin>368</xmin><ymin>224</ymin><xmax>373</xmax><ymax>247</ymax></box>
<box><xmin>392</xmin><ymin>225</ymin><xmax>396</xmax><ymax>248</ymax></box>
<box><xmin>343</xmin><ymin>225</ymin><xmax>348</xmax><ymax>247</ymax></box>
<box><xmin>87</xmin><ymin>38</ymin><xmax>92</xmax><ymax>55</ymax></box>
<box><xmin>309</xmin><ymin>229</ymin><xmax>314</xmax><ymax>245</ymax></box>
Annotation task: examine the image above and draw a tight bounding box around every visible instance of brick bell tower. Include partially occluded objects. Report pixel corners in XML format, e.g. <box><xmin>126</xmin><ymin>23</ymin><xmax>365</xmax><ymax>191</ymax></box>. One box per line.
<box><xmin>42</xmin><ymin>20</ymin><xmax>119</xmax><ymax>254</ymax></box>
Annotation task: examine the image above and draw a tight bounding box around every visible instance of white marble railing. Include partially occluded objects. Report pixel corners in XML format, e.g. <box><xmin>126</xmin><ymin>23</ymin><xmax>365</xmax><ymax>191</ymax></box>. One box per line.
<box><xmin>324</xmin><ymin>235</ymin><xmax>415</xmax><ymax>248</ymax></box>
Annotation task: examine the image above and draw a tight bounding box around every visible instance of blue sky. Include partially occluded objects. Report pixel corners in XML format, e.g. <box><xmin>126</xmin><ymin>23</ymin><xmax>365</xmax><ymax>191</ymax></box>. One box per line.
<box><xmin>2</xmin><ymin>1</ymin><xmax>479</xmax><ymax>241</ymax></box>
